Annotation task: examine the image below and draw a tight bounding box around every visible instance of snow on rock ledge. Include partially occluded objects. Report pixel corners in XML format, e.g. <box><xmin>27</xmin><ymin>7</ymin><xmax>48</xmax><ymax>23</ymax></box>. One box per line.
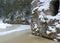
<box><xmin>38</xmin><ymin>0</ymin><xmax>51</xmax><ymax>11</ymax></box>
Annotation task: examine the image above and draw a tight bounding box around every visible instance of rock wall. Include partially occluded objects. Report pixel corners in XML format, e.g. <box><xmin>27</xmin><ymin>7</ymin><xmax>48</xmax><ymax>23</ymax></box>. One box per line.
<box><xmin>31</xmin><ymin>0</ymin><xmax>60</xmax><ymax>15</ymax></box>
<box><xmin>31</xmin><ymin>0</ymin><xmax>60</xmax><ymax>41</ymax></box>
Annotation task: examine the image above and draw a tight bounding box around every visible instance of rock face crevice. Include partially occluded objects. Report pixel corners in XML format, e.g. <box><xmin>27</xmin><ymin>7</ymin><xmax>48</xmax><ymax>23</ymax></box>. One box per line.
<box><xmin>31</xmin><ymin>0</ymin><xmax>60</xmax><ymax>16</ymax></box>
<box><xmin>50</xmin><ymin>0</ymin><xmax>59</xmax><ymax>16</ymax></box>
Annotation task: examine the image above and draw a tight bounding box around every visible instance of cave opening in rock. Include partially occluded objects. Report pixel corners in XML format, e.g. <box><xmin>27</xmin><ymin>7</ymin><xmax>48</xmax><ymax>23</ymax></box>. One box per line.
<box><xmin>50</xmin><ymin>0</ymin><xmax>59</xmax><ymax>16</ymax></box>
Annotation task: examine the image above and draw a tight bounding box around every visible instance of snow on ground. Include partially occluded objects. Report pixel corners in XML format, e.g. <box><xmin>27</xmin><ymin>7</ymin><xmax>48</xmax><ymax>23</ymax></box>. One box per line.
<box><xmin>0</xmin><ymin>25</ymin><xmax>30</xmax><ymax>36</ymax></box>
<box><xmin>0</xmin><ymin>19</ymin><xmax>30</xmax><ymax>36</ymax></box>
<box><xmin>0</xmin><ymin>19</ymin><xmax>12</xmax><ymax>29</ymax></box>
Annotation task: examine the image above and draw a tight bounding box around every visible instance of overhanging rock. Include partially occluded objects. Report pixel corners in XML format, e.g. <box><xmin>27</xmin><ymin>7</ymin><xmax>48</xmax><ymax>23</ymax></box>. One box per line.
<box><xmin>31</xmin><ymin>0</ymin><xmax>60</xmax><ymax>41</ymax></box>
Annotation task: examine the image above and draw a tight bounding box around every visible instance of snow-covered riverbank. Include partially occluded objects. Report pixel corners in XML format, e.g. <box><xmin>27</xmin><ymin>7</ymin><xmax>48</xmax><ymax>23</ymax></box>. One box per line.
<box><xmin>0</xmin><ymin>19</ymin><xmax>12</xmax><ymax>29</ymax></box>
<box><xmin>0</xmin><ymin>19</ymin><xmax>30</xmax><ymax>36</ymax></box>
<box><xmin>0</xmin><ymin>25</ymin><xmax>30</xmax><ymax>36</ymax></box>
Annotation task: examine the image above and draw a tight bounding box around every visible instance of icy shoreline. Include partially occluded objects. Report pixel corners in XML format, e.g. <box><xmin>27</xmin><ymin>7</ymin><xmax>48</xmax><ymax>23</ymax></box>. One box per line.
<box><xmin>0</xmin><ymin>19</ymin><xmax>30</xmax><ymax>36</ymax></box>
<box><xmin>0</xmin><ymin>25</ymin><xmax>30</xmax><ymax>36</ymax></box>
<box><xmin>0</xmin><ymin>19</ymin><xmax>12</xmax><ymax>29</ymax></box>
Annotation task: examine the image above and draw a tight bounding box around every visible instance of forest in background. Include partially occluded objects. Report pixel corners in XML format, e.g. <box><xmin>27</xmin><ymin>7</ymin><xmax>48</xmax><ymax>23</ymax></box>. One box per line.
<box><xmin>0</xmin><ymin>0</ymin><xmax>32</xmax><ymax>24</ymax></box>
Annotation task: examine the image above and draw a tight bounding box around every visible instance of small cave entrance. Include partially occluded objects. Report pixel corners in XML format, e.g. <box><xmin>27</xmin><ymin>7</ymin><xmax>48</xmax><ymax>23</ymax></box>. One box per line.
<box><xmin>50</xmin><ymin>0</ymin><xmax>59</xmax><ymax>16</ymax></box>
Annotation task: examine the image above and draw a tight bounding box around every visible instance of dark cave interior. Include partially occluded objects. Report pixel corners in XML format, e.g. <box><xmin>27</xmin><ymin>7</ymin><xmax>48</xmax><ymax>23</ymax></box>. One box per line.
<box><xmin>50</xmin><ymin>0</ymin><xmax>59</xmax><ymax>16</ymax></box>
